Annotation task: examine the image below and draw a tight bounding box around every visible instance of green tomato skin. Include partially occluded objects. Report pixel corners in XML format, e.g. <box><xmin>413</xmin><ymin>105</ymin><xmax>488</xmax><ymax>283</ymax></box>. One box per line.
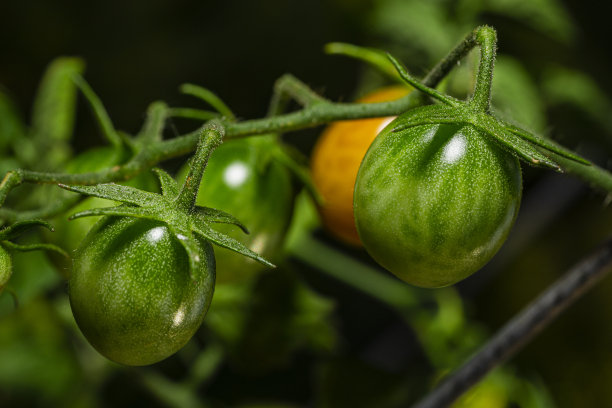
<box><xmin>70</xmin><ymin>217</ymin><xmax>215</xmax><ymax>366</ymax></box>
<box><xmin>354</xmin><ymin>119</ymin><xmax>522</xmax><ymax>288</ymax></box>
<box><xmin>179</xmin><ymin>137</ymin><xmax>294</xmax><ymax>284</ymax></box>
<box><xmin>0</xmin><ymin>245</ymin><xmax>11</xmax><ymax>292</ymax></box>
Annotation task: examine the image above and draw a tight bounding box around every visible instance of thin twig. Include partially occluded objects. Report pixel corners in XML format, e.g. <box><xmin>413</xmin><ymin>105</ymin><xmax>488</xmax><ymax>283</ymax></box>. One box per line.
<box><xmin>412</xmin><ymin>237</ymin><xmax>612</xmax><ymax>408</ymax></box>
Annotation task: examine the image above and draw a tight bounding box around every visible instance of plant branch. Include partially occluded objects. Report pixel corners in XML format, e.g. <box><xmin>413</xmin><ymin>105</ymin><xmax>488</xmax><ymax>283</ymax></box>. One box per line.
<box><xmin>2</xmin><ymin>26</ymin><xmax>611</xmax><ymax>211</ymax></box>
<box><xmin>411</xmin><ymin>237</ymin><xmax>612</xmax><ymax>408</ymax></box>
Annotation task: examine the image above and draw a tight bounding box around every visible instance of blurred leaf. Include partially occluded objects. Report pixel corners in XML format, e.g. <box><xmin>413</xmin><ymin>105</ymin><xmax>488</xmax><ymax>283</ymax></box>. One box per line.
<box><xmin>0</xmin><ymin>90</ymin><xmax>26</xmax><ymax>153</ymax></box>
<box><xmin>371</xmin><ymin>0</ymin><xmax>459</xmax><ymax>62</ymax></box>
<box><xmin>483</xmin><ymin>0</ymin><xmax>575</xmax><ymax>43</ymax></box>
<box><xmin>452</xmin><ymin>369</ymin><xmax>510</xmax><ymax>408</ymax></box>
<box><xmin>206</xmin><ymin>269</ymin><xmax>336</xmax><ymax>373</ymax></box>
<box><xmin>138</xmin><ymin>371</ymin><xmax>205</xmax><ymax>408</ymax></box>
<box><xmin>491</xmin><ymin>56</ymin><xmax>547</xmax><ymax>133</ymax></box>
<box><xmin>542</xmin><ymin>66</ymin><xmax>612</xmax><ymax>134</ymax></box>
<box><xmin>0</xmin><ymin>298</ymin><xmax>83</xmax><ymax>404</ymax></box>
<box><xmin>28</xmin><ymin>57</ymin><xmax>85</xmax><ymax>169</ymax></box>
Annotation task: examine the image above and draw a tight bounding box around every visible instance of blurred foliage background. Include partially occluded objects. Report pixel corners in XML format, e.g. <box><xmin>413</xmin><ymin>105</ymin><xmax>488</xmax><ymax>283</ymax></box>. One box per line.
<box><xmin>2</xmin><ymin>0</ymin><xmax>612</xmax><ymax>407</ymax></box>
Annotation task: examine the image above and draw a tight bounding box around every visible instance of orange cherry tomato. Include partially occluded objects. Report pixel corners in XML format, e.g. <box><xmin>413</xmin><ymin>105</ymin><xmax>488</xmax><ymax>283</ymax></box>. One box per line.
<box><xmin>310</xmin><ymin>86</ymin><xmax>410</xmax><ymax>246</ymax></box>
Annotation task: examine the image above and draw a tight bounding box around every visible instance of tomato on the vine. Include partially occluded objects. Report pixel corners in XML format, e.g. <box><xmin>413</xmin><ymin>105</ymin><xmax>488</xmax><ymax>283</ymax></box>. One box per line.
<box><xmin>354</xmin><ymin>115</ymin><xmax>522</xmax><ymax>288</ymax></box>
<box><xmin>70</xmin><ymin>216</ymin><xmax>215</xmax><ymax>366</ymax></box>
<box><xmin>178</xmin><ymin>136</ymin><xmax>294</xmax><ymax>284</ymax></box>
<box><xmin>310</xmin><ymin>86</ymin><xmax>410</xmax><ymax>246</ymax></box>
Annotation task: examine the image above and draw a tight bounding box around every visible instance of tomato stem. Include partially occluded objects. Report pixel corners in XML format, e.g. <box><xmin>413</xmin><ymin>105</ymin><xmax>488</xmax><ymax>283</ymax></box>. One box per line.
<box><xmin>469</xmin><ymin>26</ymin><xmax>497</xmax><ymax>113</ymax></box>
<box><xmin>174</xmin><ymin>121</ymin><xmax>224</xmax><ymax>212</ymax></box>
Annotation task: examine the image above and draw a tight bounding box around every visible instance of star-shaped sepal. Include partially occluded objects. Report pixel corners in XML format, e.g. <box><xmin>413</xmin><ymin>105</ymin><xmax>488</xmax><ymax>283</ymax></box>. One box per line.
<box><xmin>59</xmin><ymin>121</ymin><xmax>274</xmax><ymax>281</ymax></box>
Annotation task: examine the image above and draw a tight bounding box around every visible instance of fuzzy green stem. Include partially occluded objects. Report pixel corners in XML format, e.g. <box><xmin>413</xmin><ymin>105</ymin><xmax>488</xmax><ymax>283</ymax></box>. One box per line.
<box><xmin>73</xmin><ymin>74</ymin><xmax>123</xmax><ymax>148</ymax></box>
<box><xmin>174</xmin><ymin>121</ymin><xmax>224</xmax><ymax>211</ymax></box>
<box><xmin>267</xmin><ymin>74</ymin><xmax>328</xmax><ymax>117</ymax></box>
<box><xmin>469</xmin><ymin>26</ymin><xmax>497</xmax><ymax>113</ymax></box>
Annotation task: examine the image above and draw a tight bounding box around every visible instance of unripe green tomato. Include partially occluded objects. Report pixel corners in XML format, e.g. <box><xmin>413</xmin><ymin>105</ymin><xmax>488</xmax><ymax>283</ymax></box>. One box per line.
<box><xmin>178</xmin><ymin>136</ymin><xmax>294</xmax><ymax>284</ymax></box>
<box><xmin>0</xmin><ymin>245</ymin><xmax>11</xmax><ymax>292</ymax></box>
<box><xmin>354</xmin><ymin>116</ymin><xmax>521</xmax><ymax>288</ymax></box>
<box><xmin>70</xmin><ymin>216</ymin><xmax>215</xmax><ymax>366</ymax></box>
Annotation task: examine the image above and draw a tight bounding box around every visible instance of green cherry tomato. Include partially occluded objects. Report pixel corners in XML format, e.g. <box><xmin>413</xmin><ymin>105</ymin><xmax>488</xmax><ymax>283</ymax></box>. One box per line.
<box><xmin>0</xmin><ymin>245</ymin><xmax>11</xmax><ymax>292</ymax></box>
<box><xmin>354</xmin><ymin>117</ymin><xmax>522</xmax><ymax>288</ymax></box>
<box><xmin>70</xmin><ymin>216</ymin><xmax>215</xmax><ymax>366</ymax></box>
<box><xmin>178</xmin><ymin>136</ymin><xmax>294</xmax><ymax>284</ymax></box>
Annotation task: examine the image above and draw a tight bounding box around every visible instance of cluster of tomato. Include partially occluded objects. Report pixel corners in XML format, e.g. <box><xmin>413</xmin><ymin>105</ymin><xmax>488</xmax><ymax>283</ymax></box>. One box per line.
<box><xmin>2</xmin><ymin>70</ymin><xmax>523</xmax><ymax>367</ymax></box>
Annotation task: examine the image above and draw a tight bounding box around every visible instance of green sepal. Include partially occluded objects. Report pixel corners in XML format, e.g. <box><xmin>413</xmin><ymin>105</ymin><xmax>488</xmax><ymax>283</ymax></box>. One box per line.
<box><xmin>391</xmin><ymin>105</ymin><xmax>562</xmax><ymax>170</ymax></box>
<box><xmin>167</xmin><ymin>225</ymin><xmax>205</xmax><ymax>281</ymax></box>
<box><xmin>194</xmin><ymin>206</ymin><xmax>249</xmax><ymax>234</ymax></box>
<box><xmin>191</xmin><ymin>218</ymin><xmax>275</xmax><ymax>269</ymax></box>
<box><xmin>68</xmin><ymin>205</ymin><xmax>162</xmax><ymax>222</ymax></box>
<box><xmin>500</xmin><ymin>120</ymin><xmax>591</xmax><ymax>165</ymax></box>
<box><xmin>1</xmin><ymin>240</ymin><xmax>68</xmax><ymax>258</ymax></box>
<box><xmin>153</xmin><ymin>168</ymin><xmax>180</xmax><ymax>199</ymax></box>
<box><xmin>474</xmin><ymin>114</ymin><xmax>561</xmax><ymax>170</ymax></box>
<box><xmin>0</xmin><ymin>219</ymin><xmax>55</xmax><ymax>240</ymax></box>
<box><xmin>58</xmin><ymin>183</ymin><xmax>162</xmax><ymax>207</ymax></box>
<box><xmin>61</xmin><ymin>120</ymin><xmax>274</xmax><ymax>275</ymax></box>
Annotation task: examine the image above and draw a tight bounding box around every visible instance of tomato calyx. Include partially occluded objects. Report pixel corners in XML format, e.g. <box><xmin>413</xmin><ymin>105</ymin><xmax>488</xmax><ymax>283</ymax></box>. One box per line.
<box><xmin>385</xmin><ymin>42</ymin><xmax>591</xmax><ymax>171</ymax></box>
<box><xmin>59</xmin><ymin>121</ymin><xmax>274</xmax><ymax>281</ymax></box>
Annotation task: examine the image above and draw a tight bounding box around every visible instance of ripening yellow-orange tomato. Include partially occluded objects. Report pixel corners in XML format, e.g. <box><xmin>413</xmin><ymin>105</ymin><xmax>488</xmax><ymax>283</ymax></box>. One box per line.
<box><xmin>310</xmin><ymin>86</ymin><xmax>410</xmax><ymax>246</ymax></box>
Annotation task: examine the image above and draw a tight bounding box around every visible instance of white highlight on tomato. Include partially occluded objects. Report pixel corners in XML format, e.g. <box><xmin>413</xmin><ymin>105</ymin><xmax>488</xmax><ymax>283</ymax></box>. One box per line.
<box><xmin>223</xmin><ymin>162</ymin><xmax>249</xmax><ymax>188</ymax></box>
<box><xmin>172</xmin><ymin>308</ymin><xmax>185</xmax><ymax>327</ymax></box>
<box><xmin>442</xmin><ymin>134</ymin><xmax>467</xmax><ymax>164</ymax></box>
<box><xmin>147</xmin><ymin>226</ymin><xmax>165</xmax><ymax>243</ymax></box>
